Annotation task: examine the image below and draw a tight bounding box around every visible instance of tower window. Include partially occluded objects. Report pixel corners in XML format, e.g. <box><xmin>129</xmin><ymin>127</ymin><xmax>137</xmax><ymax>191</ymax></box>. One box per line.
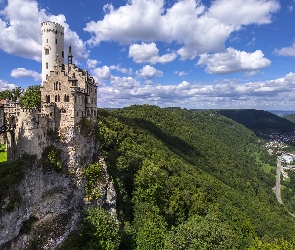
<box><xmin>45</xmin><ymin>48</ymin><xmax>49</xmax><ymax>55</ymax></box>
<box><xmin>46</xmin><ymin>39</ymin><xmax>48</xmax><ymax>43</ymax></box>
<box><xmin>62</xmin><ymin>51</ymin><xmax>64</xmax><ymax>58</ymax></box>
<box><xmin>46</xmin><ymin>62</ymin><xmax>48</xmax><ymax>69</ymax></box>
<box><xmin>56</xmin><ymin>39</ymin><xmax>57</xmax><ymax>44</ymax></box>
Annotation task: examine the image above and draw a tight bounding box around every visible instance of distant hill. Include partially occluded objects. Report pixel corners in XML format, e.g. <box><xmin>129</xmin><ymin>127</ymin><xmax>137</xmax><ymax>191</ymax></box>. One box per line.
<box><xmin>284</xmin><ymin>113</ymin><xmax>295</xmax><ymax>124</ymax></box>
<box><xmin>215</xmin><ymin>109</ymin><xmax>295</xmax><ymax>134</ymax></box>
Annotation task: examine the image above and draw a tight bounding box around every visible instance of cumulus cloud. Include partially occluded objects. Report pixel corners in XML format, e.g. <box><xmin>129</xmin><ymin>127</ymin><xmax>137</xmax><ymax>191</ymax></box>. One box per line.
<box><xmin>11</xmin><ymin>68</ymin><xmax>41</xmax><ymax>81</ymax></box>
<box><xmin>197</xmin><ymin>48</ymin><xmax>271</xmax><ymax>74</ymax></box>
<box><xmin>97</xmin><ymin>72</ymin><xmax>295</xmax><ymax>110</ymax></box>
<box><xmin>0</xmin><ymin>0</ymin><xmax>88</xmax><ymax>61</ymax></box>
<box><xmin>87</xmin><ymin>59</ymin><xmax>100</xmax><ymax>69</ymax></box>
<box><xmin>0</xmin><ymin>79</ymin><xmax>17</xmax><ymax>91</ymax></box>
<box><xmin>135</xmin><ymin>65</ymin><xmax>164</xmax><ymax>79</ymax></box>
<box><xmin>85</xmin><ymin>0</ymin><xmax>280</xmax><ymax>60</ymax></box>
<box><xmin>92</xmin><ymin>66</ymin><xmax>112</xmax><ymax>80</ymax></box>
<box><xmin>129</xmin><ymin>42</ymin><xmax>176</xmax><ymax>64</ymax></box>
<box><xmin>110</xmin><ymin>64</ymin><xmax>132</xmax><ymax>74</ymax></box>
<box><xmin>174</xmin><ymin>71</ymin><xmax>190</xmax><ymax>77</ymax></box>
<box><xmin>274</xmin><ymin>43</ymin><xmax>295</xmax><ymax>57</ymax></box>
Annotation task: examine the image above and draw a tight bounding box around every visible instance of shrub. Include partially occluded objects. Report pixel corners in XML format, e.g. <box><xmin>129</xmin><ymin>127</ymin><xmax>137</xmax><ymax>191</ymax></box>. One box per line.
<box><xmin>41</xmin><ymin>145</ymin><xmax>63</xmax><ymax>172</ymax></box>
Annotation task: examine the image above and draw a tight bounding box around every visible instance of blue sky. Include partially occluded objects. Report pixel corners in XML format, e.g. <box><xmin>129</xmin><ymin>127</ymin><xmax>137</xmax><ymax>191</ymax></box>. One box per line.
<box><xmin>1</xmin><ymin>0</ymin><xmax>295</xmax><ymax>109</ymax></box>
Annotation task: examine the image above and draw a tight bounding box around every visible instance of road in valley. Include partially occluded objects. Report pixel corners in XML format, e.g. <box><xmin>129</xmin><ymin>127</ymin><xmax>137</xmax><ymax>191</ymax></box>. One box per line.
<box><xmin>276</xmin><ymin>156</ymin><xmax>283</xmax><ymax>204</ymax></box>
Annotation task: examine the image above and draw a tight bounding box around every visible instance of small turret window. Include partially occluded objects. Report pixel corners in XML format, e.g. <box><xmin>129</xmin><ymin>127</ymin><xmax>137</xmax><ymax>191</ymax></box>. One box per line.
<box><xmin>45</xmin><ymin>48</ymin><xmax>49</xmax><ymax>55</ymax></box>
<box><xmin>46</xmin><ymin>62</ymin><xmax>48</xmax><ymax>69</ymax></box>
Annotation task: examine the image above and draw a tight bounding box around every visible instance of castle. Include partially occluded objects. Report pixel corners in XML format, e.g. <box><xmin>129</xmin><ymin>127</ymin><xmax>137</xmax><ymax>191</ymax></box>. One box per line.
<box><xmin>4</xmin><ymin>21</ymin><xmax>98</xmax><ymax>161</ymax></box>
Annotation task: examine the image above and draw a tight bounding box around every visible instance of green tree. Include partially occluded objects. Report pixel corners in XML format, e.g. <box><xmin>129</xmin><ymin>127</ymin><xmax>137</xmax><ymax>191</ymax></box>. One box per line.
<box><xmin>20</xmin><ymin>85</ymin><xmax>41</xmax><ymax>108</ymax></box>
<box><xmin>80</xmin><ymin>207</ymin><xmax>120</xmax><ymax>250</ymax></box>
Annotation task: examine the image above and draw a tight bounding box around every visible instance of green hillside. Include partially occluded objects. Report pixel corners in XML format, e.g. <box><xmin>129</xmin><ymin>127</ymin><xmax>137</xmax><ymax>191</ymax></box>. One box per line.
<box><xmin>284</xmin><ymin>113</ymin><xmax>295</xmax><ymax>124</ymax></box>
<box><xmin>63</xmin><ymin>105</ymin><xmax>295</xmax><ymax>249</ymax></box>
<box><xmin>216</xmin><ymin>109</ymin><xmax>295</xmax><ymax>134</ymax></box>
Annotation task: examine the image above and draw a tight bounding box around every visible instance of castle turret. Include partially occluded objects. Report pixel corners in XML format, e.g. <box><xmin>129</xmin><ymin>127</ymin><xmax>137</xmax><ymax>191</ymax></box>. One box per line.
<box><xmin>41</xmin><ymin>21</ymin><xmax>64</xmax><ymax>83</ymax></box>
<box><xmin>68</xmin><ymin>45</ymin><xmax>73</xmax><ymax>65</ymax></box>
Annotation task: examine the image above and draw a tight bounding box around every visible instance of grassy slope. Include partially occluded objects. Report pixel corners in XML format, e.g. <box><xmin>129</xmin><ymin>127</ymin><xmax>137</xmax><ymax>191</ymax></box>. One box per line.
<box><xmin>96</xmin><ymin>106</ymin><xmax>295</xmax><ymax>249</ymax></box>
<box><xmin>0</xmin><ymin>144</ymin><xmax>7</xmax><ymax>163</ymax></box>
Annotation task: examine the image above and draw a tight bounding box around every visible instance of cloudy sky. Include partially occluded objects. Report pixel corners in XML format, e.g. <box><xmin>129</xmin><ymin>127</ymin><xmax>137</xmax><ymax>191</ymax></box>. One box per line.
<box><xmin>1</xmin><ymin>0</ymin><xmax>295</xmax><ymax>110</ymax></box>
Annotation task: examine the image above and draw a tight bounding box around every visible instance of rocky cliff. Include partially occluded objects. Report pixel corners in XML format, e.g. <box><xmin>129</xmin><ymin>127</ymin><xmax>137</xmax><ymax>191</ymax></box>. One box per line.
<box><xmin>0</xmin><ymin>126</ymin><xmax>116</xmax><ymax>249</ymax></box>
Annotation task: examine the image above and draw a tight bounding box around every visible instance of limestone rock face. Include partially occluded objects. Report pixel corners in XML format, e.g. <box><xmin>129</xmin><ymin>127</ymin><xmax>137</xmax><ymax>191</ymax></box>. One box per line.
<box><xmin>0</xmin><ymin>127</ymin><xmax>116</xmax><ymax>250</ymax></box>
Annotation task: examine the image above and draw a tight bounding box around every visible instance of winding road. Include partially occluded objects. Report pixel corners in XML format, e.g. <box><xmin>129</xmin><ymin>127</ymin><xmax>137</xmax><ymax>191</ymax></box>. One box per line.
<box><xmin>276</xmin><ymin>156</ymin><xmax>283</xmax><ymax>204</ymax></box>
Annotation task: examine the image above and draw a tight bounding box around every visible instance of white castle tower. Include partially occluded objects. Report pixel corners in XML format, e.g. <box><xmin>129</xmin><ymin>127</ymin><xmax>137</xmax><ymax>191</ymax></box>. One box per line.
<box><xmin>41</xmin><ymin>21</ymin><xmax>64</xmax><ymax>83</ymax></box>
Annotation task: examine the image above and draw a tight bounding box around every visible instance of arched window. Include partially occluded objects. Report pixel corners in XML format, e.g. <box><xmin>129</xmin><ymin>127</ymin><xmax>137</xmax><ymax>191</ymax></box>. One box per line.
<box><xmin>59</xmin><ymin>82</ymin><xmax>61</xmax><ymax>90</ymax></box>
<box><xmin>55</xmin><ymin>95</ymin><xmax>57</xmax><ymax>102</ymax></box>
<box><xmin>58</xmin><ymin>94</ymin><xmax>60</xmax><ymax>102</ymax></box>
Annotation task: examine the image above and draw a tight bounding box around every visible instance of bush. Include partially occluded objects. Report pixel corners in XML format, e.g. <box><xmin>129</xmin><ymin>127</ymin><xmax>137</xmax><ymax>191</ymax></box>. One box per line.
<box><xmin>84</xmin><ymin>162</ymin><xmax>103</xmax><ymax>201</ymax></box>
<box><xmin>41</xmin><ymin>145</ymin><xmax>63</xmax><ymax>172</ymax></box>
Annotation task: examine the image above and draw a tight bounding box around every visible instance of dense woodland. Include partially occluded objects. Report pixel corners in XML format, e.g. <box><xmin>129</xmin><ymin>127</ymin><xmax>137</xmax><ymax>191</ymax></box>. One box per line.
<box><xmin>284</xmin><ymin>113</ymin><xmax>295</xmax><ymax>124</ymax></box>
<box><xmin>61</xmin><ymin>105</ymin><xmax>295</xmax><ymax>249</ymax></box>
<box><xmin>216</xmin><ymin>109</ymin><xmax>295</xmax><ymax>134</ymax></box>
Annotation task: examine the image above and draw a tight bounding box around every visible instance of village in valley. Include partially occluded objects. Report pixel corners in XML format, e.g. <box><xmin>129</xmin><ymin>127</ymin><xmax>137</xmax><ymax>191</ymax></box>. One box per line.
<box><xmin>265</xmin><ymin>131</ymin><xmax>295</xmax><ymax>179</ymax></box>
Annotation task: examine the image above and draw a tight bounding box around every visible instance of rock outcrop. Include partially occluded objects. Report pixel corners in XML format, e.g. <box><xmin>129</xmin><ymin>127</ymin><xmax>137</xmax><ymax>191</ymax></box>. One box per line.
<box><xmin>0</xmin><ymin>126</ymin><xmax>116</xmax><ymax>250</ymax></box>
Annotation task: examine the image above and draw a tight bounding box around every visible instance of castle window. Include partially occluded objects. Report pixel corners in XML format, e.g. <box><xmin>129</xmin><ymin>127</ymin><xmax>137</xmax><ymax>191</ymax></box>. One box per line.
<box><xmin>45</xmin><ymin>48</ymin><xmax>49</xmax><ymax>55</ymax></box>
<box><xmin>46</xmin><ymin>74</ymin><xmax>48</xmax><ymax>79</ymax></box>
<box><xmin>77</xmin><ymin>111</ymin><xmax>79</xmax><ymax>117</ymax></box>
<box><xmin>55</xmin><ymin>95</ymin><xmax>57</xmax><ymax>102</ymax></box>
<box><xmin>62</xmin><ymin>51</ymin><xmax>64</xmax><ymax>58</ymax></box>
<box><xmin>46</xmin><ymin>62</ymin><xmax>48</xmax><ymax>69</ymax></box>
<box><xmin>56</xmin><ymin>39</ymin><xmax>57</xmax><ymax>44</ymax></box>
<box><xmin>46</xmin><ymin>39</ymin><xmax>48</xmax><ymax>43</ymax></box>
<box><xmin>58</xmin><ymin>94</ymin><xmax>60</xmax><ymax>102</ymax></box>
<box><xmin>59</xmin><ymin>82</ymin><xmax>61</xmax><ymax>90</ymax></box>
<box><xmin>82</xmin><ymin>111</ymin><xmax>83</xmax><ymax>117</ymax></box>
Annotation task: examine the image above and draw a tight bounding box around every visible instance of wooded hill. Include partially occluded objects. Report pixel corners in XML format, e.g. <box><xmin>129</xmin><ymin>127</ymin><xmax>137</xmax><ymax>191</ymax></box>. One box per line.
<box><xmin>284</xmin><ymin>113</ymin><xmax>295</xmax><ymax>124</ymax></box>
<box><xmin>62</xmin><ymin>105</ymin><xmax>295</xmax><ymax>249</ymax></box>
<box><xmin>216</xmin><ymin>109</ymin><xmax>295</xmax><ymax>135</ymax></box>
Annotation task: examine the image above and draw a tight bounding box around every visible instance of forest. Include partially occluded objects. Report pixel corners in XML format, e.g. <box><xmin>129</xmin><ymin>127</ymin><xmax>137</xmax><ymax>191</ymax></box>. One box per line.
<box><xmin>216</xmin><ymin>109</ymin><xmax>295</xmax><ymax>135</ymax></box>
<box><xmin>61</xmin><ymin>105</ymin><xmax>295</xmax><ymax>249</ymax></box>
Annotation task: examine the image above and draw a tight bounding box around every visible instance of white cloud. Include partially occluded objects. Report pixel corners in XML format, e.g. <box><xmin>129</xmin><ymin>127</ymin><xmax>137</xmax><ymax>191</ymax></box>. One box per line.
<box><xmin>129</xmin><ymin>42</ymin><xmax>176</xmax><ymax>64</ymax></box>
<box><xmin>85</xmin><ymin>0</ymin><xmax>280</xmax><ymax>60</ymax></box>
<box><xmin>110</xmin><ymin>76</ymin><xmax>140</xmax><ymax>89</ymax></box>
<box><xmin>174</xmin><ymin>71</ymin><xmax>189</xmax><ymax>77</ymax></box>
<box><xmin>197</xmin><ymin>48</ymin><xmax>271</xmax><ymax>74</ymax></box>
<box><xmin>0</xmin><ymin>0</ymin><xmax>88</xmax><ymax>62</ymax></box>
<box><xmin>92</xmin><ymin>66</ymin><xmax>111</xmax><ymax>80</ymax></box>
<box><xmin>244</xmin><ymin>70</ymin><xmax>261</xmax><ymax>77</ymax></box>
<box><xmin>274</xmin><ymin>43</ymin><xmax>295</xmax><ymax>57</ymax></box>
<box><xmin>11</xmin><ymin>68</ymin><xmax>41</xmax><ymax>81</ymax></box>
<box><xmin>0</xmin><ymin>79</ymin><xmax>17</xmax><ymax>91</ymax></box>
<box><xmin>87</xmin><ymin>59</ymin><xmax>100</xmax><ymax>69</ymax></box>
<box><xmin>135</xmin><ymin>65</ymin><xmax>163</xmax><ymax>79</ymax></box>
<box><xmin>110</xmin><ymin>64</ymin><xmax>132</xmax><ymax>74</ymax></box>
<box><xmin>97</xmin><ymin>72</ymin><xmax>295</xmax><ymax>110</ymax></box>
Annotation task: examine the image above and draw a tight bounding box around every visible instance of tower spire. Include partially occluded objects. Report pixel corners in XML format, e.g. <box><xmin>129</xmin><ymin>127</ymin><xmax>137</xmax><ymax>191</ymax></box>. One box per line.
<box><xmin>68</xmin><ymin>44</ymin><xmax>73</xmax><ymax>64</ymax></box>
